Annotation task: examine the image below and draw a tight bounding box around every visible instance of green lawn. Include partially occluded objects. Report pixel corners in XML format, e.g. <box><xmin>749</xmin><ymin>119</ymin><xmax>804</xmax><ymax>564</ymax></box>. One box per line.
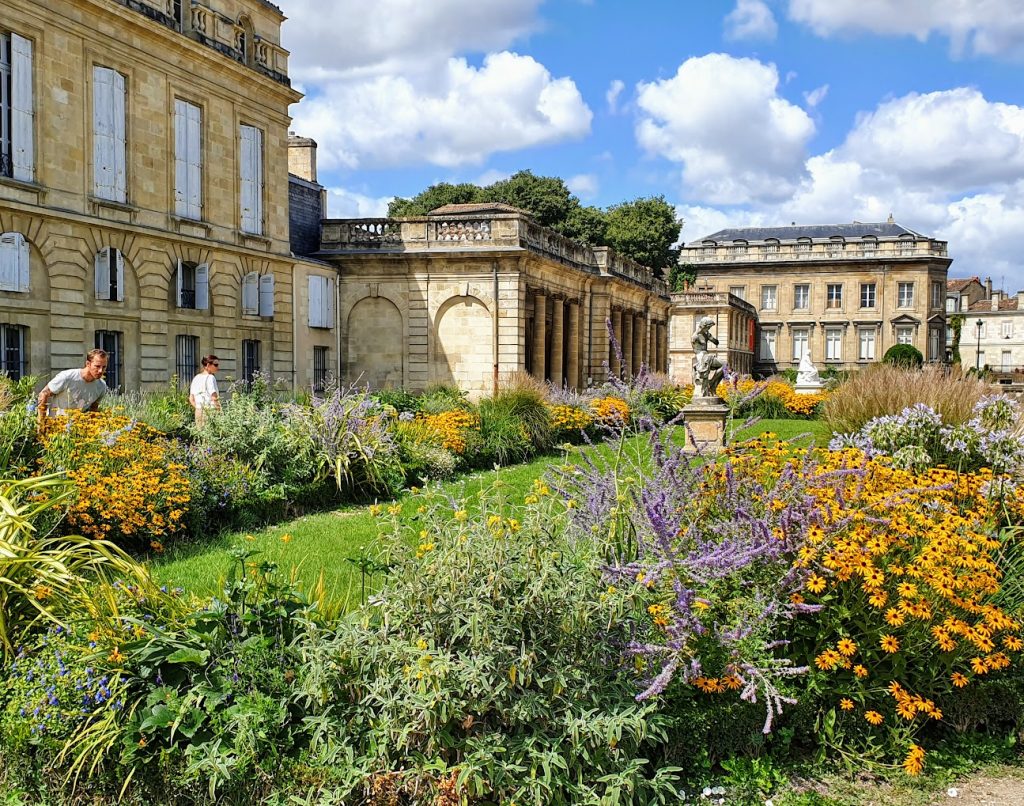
<box><xmin>152</xmin><ymin>418</ymin><xmax>830</xmax><ymax>606</ymax></box>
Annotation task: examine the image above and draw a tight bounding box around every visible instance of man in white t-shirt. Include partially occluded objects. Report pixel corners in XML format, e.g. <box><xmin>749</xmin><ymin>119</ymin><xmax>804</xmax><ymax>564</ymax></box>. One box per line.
<box><xmin>37</xmin><ymin>349</ymin><xmax>109</xmax><ymax>422</ymax></box>
<box><xmin>189</xmin><ymin>354</ymin><xmax>221</xmax><ymax>426</ymax></box>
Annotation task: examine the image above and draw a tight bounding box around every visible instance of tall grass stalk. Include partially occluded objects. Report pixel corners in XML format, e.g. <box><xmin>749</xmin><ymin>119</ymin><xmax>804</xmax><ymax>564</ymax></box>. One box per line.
<box><xmin>821</xmin><ymin>364</ymin><xmax>996</xmax><ymax>434</ymax></box>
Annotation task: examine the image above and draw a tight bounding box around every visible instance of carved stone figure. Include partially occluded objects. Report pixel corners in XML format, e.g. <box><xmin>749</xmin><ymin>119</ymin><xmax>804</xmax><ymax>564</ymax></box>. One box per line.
<box><xmin>692</xmin><ymin>315</ymin><xmax>725</xmax><ymax>398</ymax></box>
<box><xmin>796</xmin><ymin>352</ymin><xmax>821</xmax><ymax>385</ymax></box>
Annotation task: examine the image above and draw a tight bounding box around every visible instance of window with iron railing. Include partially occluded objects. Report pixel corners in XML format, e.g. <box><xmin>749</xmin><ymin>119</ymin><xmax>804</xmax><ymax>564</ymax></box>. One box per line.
<box><xmin>94</xmin><ymin>330</ymin><xmax>123</xmax><ymax>391</ymax></box>
<box><xmin>313</xmin><ymin>346</ymin><xmax>329</xmax><ymax>393</ymax></box>
<box><xmin>175</xmin><ymin>334</ymin><xmax>198</xmax><ymax>388</ymax></box>
<box><xmin>242</xmin><ymin>339</ymin><xmax>260</xmax><ymax>384</ymax></box>
<box><xmin>0</xmin><ymin>323</ymin><xmax>27</xmax><ymax>380</ymax></box>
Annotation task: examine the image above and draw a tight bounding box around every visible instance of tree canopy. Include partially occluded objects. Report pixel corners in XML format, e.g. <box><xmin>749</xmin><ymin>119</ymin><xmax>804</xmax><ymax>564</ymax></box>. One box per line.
<box><xmin>387</xmin><ymin>170</ymin><xmax>682</xmax><ymax>275</ymax></box>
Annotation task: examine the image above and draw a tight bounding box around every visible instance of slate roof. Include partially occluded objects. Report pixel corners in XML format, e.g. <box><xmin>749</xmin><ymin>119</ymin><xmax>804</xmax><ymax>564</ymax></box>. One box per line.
<box><xmin>947</xmin><ymin>277</ymin><xmax>981</xmax><ymax>292</ymax></box>
<box><xmin>428</xmin><ymin>202</ymin><xmax>532</xmax><ymax>217</ymax></box>
<box><xmin>690</xmin><ymin>222</ymin><xmax>928</xmax><ymax>244</ymax></box>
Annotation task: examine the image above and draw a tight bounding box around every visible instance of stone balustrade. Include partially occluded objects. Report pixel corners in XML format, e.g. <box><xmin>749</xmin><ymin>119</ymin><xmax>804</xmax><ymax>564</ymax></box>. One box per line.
<box><xmin>685</xmin><ymin>239</ymin><xmax>948</xmax><ymax>263</ymax></box>
<box><xmin>321</xmin><ymin>214</ymin><xmax>669</xmax><ymax>294</ymax></box>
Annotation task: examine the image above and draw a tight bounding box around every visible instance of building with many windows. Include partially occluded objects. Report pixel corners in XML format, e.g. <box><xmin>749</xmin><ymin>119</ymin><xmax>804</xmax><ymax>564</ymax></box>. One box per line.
<box><xmin>0</xmin><ymin>0</ymin><xmax>335</xmax><ymax>392</ymax></box>
<box><xmin>677</xmin><ymin>221</ymin><xmax>951</xmax><ymax>376</ymax></box>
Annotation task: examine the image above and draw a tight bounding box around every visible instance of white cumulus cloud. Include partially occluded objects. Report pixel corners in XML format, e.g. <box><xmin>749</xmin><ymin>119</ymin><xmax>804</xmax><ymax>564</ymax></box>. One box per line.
<box><xmin>724</xmin><ymin>0</ymin><xmax>778</xmax><ymax>41</ymax></box>
<box><xmin>567</xmin><ymin>173</ymin><xmax>599</xmax><ymax>199</ymax></box>
<box><xmin>326</xmin><ymin>187</ymin><xmax>393</xmax><ymax>219</ymax></box>
<box><xmin>635</xmin><ymin>54</ymin><xmax>815</xmax><ymax>204</ymax></box>
<box><xmin>787</xmin><ymin>0</ymin><xmax>1024</xmax><ymax>59</ymax></box>
<box><xmin>606</xmin><ymin>79</ymin><xmax>625</xmax><ymax>114</ymax></box>
<box><xmin>292</xmin><ymin>52</ymin><xmax>593</xmax><ymax>170</ymax></box>
<box><xmin>279</xmin><ymin>0</ymin><xmax>545</xmax><ymax>81</ymax></box>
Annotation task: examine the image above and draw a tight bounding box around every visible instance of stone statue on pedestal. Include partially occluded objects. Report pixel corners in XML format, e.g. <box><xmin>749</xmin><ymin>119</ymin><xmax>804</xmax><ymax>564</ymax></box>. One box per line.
<box><xmin>795</xmin><ymin>353</ymin><xmax>824</xmax><ymax>394</ymax></box>
<box><xmin>692</xmin><ymin>316</ymin><xmax>725</xmax><ymax>399</ymax></box>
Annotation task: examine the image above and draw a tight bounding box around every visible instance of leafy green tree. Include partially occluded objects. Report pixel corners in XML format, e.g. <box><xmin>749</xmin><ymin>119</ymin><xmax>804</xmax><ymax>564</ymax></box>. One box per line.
<box><xmin>487</xmin><ymin>170</ymin><xmax>575</xmax><ymax>229</ymax></box>
<box><xmin>668</xmin><ymin>262</ymin><xmax>697</xmax><ymax>292</ymax></box>
<box><xmin>603</xmin><ymin>195</ymin><xmax>682</xmax><ymax>274</ymax></box>
<box><xmin>389</xmin><ymin>174</ymin><xmax>683</xmax><ymax>272</ymax></box>
<box><xmin>560</xmin><ymin>203</ymin><xmax>608</xmax><ymax>246</ymax></box>
<box><xmin>388</xmin><ymin>182</ymin><xmax>481</xmax><ymax>218</ymax></box>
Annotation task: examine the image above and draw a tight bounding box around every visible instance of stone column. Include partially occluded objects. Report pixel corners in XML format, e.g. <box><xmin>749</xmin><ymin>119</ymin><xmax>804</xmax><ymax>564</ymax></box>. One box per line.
<box><xmin>532</xmin><ymin>291</ymin><xmax>547</xmax><ymax>382</ymax></box>
<box><xmin>567</xmin><ymin>301</ymin><xmax>580</xmax><ymax>389</ymax></box>
<box><xmin>550</xmin><ymin>297</ymin><xmax>564</xmax><ymax>387</ymax></box>
<box><xmin>632</xmin><ymin>314</ymin><xmax>644</xmax><ymax>374</ymax></box>
<box><xmin>611</xmin><ymin>308</ymin><xmax>623</xmax><ymax>378</ymax></box>
<box><xmin>622</xmin><ymin>313</ymin><xmax>633</xmax><ymax>379</ymax></box>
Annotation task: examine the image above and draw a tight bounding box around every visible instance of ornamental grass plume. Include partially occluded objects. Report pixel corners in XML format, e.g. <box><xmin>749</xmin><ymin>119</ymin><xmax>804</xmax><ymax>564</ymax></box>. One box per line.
<box><xmin>821</xmin><ymin>363</ymin><xmax>995</xmax><ymax>434</ymax></box>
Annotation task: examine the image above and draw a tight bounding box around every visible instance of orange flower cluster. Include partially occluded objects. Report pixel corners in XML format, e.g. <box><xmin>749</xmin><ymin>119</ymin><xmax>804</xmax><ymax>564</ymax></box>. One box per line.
<box><xmin>721</xmin><ymin>438</ymin><xmax>1024</xmax><ymax>775</ymax></box>
<box><xmin>40</xmin><ymin>411</ymin><xmax>190</xmax><ymax>546</ymax></box>
<box><xmin>418</xmin><ymin>409</ymin><xmax>480</xmax><ymax>455</ymax></box>
<box><xmin>548</xmin><ymin>404</ymin><xmax>594</xmax><ymax>440</ymax></box>
<box><xmin>716</xmin><ymin>378</ymin><xmax>828</xmax><ymax>416</ymax></box>
<box><xmin>589</xmin><ymin>396</ymin><xmax>630</xmax><ymax>427</ymax></box>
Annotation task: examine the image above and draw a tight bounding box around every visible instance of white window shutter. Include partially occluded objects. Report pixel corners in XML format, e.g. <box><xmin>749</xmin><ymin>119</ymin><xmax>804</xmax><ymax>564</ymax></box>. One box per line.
<box><xmin>240</xmin><ymin>125</ymin><xmax>256</xmax><ymax>233</ymax></box>
<box><xmin>95</xmin><ymin>247</ymin><xmax>111</xmax><ymax>299</ymax></box>
<box><xmin>242</xmin><ymin>271</ymin><xmax>258</xmax><ymax>314</ymax></box>
<box><xmin>324</xmin><ymin>278</ymin><xmax>335</xmax><ymax>329</ymax></box>
<box><xmin>252</xmin><ymin>127</ymin><xmax>263</xmax><ymax>234</ymax></box>
<box><xmin>174</xmin><ymin>100</ymin><xmax>188</xmax><ymax>216</ymax></box>
<box><xmin>186</xmin><ymin>102</ymin><xmax>202</xmax><ymax>219</ymax></box>
<box><xmin>195</xmin><ymin>263</ymin><xmax>209</xmax><ymax>310</ymax></box>
<box><xmin>176</xmin><ymin>258</ymin><xmax>184</xmax><ymax>307</ymax></box>
<box><xmin>0</xmin><ymin>233</ymin><xmax>21</xmax><ymax>292</ymax></box>
<box><xmin>11</xmin><ymin>34</ymin><xmax>34</xmax><ymax>183</ymax></box>
<box><xmin>112</xmin><ymin>70</ymin><xmax>126</xmax><ymax>202</ymax></box>
<box><xmin>114</xmin><ymin>248</ymin><xmax>125</xmax><ymax>301</ymax></box>
<box><xmin>308</xmin><ymin>275</ymin><xmax>322</xmax><ymax>327</ymax></box>
<box><xmin>16</xmin><ymin>234</ymin><xmax>29</xmax><ymax>292</ymax></box>
<box><xmin>93</xmin><ymin>67</ymin><xmax>113</xmax><ymax>198</ymax></box>
<box><xmin>259</xmin><ymin>274</ymin><xmax>274</xmax><ymax>317</ymax></box>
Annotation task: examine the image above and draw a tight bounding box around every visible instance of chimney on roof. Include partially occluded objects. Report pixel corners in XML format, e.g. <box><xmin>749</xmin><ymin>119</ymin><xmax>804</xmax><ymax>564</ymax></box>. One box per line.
<box><xmin>1017</xmin><ymin>291</ymin><xmax>1024</xmax><ymax>308</ymax></box>
<box><xmin>991</xmin><ymin>291</ymin><xmax>1002</xmax><ymax>311</ymax></box>
<box><xmin>288</xmin><ymin>134</ymin><xmax>318</xmax><ymax>184</ymax></box>
<box><xmin>887</xmin><ymin>212</ymin><xmax>894</xmax><ymax>224</ymax></box>
<box><xmin>985</xmin><ymin>277</ymin><xmax>993</xmax><ymax>298</ymax></box>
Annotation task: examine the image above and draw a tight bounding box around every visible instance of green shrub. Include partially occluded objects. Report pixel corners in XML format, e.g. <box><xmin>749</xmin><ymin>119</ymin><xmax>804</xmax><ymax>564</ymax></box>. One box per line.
<box><xmin>102</xmin><ymin>378</ymin><xmax>192</xmax><ymax>435</ymax></box>
<box><xmin>486</xmin><ymin>381</ymin><xmax>552</xmax><ymax>451</ymax></box>
<box><xmin>475</xmin><ymin>399</ymin><xmax>535</xmax><ymax>466</ymax></box>
<box><xmin>297</xmin><ymin>488</ymin><xmax>680</xmax><ymax>804</ymax></box>
<box><xmin>371</xmin><ymin>387</ymin><xmax>419</xmax><ymax>413</ymax></box>
<box><xmin>416</xmin><ymin>384</ymin><xmax>471</xmax><ymax>414</ymax></box>
<box><xmin>883</xmin><ymin>343</ymin><xmax>924</xmax><ymax>368</ymax></box>
<box><xmin>0</xmin><ymin>376</ymin><xmax>38</xmax><ymax>477</ymax></box>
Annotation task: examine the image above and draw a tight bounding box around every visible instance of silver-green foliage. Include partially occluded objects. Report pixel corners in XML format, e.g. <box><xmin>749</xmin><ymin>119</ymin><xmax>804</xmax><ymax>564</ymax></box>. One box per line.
<box><xmin>297</xmin><ymin>483</ymin><xmax>681</xmax><ymax>805</ymax></box>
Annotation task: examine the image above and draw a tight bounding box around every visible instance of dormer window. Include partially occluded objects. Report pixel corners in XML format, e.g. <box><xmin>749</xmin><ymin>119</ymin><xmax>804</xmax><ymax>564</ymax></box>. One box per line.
<box><xmin>861</xmin><ymin>236</ymin><xmax>878</xmax><ymax>252</ymax></box>
<box><xmin>731</xmin><ymin>240</ymin><xmax>747</xmax><ymax>256</ymax></box>
<box><xmin>764</xmin><ymin>239</ymin><xmax>780</xmax><ymax>253</ymax></box>
<box><xmin>796</xmin><ymin>237</ymin><xmax>812</xmax><ymax>253</ymax></box>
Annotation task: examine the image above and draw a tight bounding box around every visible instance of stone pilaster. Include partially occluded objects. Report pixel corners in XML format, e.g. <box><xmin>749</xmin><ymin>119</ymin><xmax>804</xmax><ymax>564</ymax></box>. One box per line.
<box><xmin>611</xmin><ymin>307</ymin><xmax>623</xmax><ymax>378</ymax></box>
<box><xmin>550</xmin><ymin>297</ymin><xmax>564</xmax><ymax>387</ymax></box>
<box><xmin>622</xmin><ymin>313</ymin><xmax>633</xmax><ymax>379</ymax></box>
<box><xmin>566</xmin><ymin>301</ymin><xmax>580</xmax><ymax>389</ymax></box>
<box><xmin>532</xmin><ymin>291</ymin><xmax>547</xmax><ymax>382</ymax></box>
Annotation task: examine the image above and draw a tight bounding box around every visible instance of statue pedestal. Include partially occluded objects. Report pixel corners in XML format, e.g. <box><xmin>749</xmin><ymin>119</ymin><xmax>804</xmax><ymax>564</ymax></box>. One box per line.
<box><xmin>794</xmin><ymin>381</ymin><xmax>824</xmax><ymax>395</ymax></box>
<box><xmin>682</xmin><ymin>396</ymin><xmax>729</xmax><ymax>453</ymax></box>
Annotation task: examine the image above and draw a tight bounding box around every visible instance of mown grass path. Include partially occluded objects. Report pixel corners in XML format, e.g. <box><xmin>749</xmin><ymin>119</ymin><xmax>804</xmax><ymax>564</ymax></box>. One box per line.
<box><xmin>152</xmin><ymin>418</ymin><xmax>827</xmax><ymax>606</ymax></box>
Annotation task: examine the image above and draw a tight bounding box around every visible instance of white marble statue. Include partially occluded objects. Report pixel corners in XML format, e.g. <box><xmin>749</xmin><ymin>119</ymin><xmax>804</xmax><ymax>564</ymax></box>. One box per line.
<box><xmin>692</xmin><ymin>316</ymin><xmax>725</xmax><ymax>398</ymax></box>
<box><xmin>796</xmin><ymin>352</ymin><xmax>821</xmax><ymax>385</ymax></box>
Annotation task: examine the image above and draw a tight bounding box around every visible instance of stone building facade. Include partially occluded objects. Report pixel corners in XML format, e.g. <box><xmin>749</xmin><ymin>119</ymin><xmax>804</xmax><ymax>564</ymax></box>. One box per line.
<box><xmin>959</xmin><ymin>288</ymin><xmax>1024</xmax><ymax>375</ymax></box>
<box><xmin>679</xmin><ymin>222</ymin><xmax>951</xmax><ymax>376</ymax></box>
<box><xmin>668</xmin><ymin>290</ymin><xmax>757</xmax><ymax>386</ymax></box>
<box><xmin>315</xmin><ymin>204</ymin><xmax>671</xmax><ymax>397</ymax></box>
<box><xmin>0</xmin><ymin>0</ymin><xmax>332</xmax><ymax>392</ymax></box>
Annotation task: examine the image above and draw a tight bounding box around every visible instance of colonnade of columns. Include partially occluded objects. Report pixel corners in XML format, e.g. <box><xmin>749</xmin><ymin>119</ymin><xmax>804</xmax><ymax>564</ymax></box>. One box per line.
<box><xmin>528</xmin><ymin>291</ymin><xmax>583</xmax><ymax>388</ymax></box>
<box><xmin>609</xmin><ymin>306</ymin><xmax>667</xmax><ymax>379</ymax></box>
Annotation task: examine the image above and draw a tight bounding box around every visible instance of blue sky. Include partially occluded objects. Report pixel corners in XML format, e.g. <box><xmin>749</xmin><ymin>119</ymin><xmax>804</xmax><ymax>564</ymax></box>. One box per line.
<box><xmin>279</xmin><ymin>0</ymin><xmax>1024</xmax><ymax>289</ymax></box>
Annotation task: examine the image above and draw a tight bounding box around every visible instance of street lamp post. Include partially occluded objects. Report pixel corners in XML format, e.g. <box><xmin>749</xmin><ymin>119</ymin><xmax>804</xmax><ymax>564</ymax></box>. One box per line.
<box><xmin>976</xmin><ymin>319</ymin><xmax>984</xmax><ymax>371</ymax></box>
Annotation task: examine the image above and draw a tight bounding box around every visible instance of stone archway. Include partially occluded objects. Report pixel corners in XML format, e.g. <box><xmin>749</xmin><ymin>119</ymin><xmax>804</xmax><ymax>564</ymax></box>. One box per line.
<box><xmin>432</xmin><ymin>295</ymin><xmax>493</xmax><ymax>397</ymax></box>
<box><xmin>346</xmin><ymin>296</ymin><xmax>404</xmax><ymax>388</ymax></box>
